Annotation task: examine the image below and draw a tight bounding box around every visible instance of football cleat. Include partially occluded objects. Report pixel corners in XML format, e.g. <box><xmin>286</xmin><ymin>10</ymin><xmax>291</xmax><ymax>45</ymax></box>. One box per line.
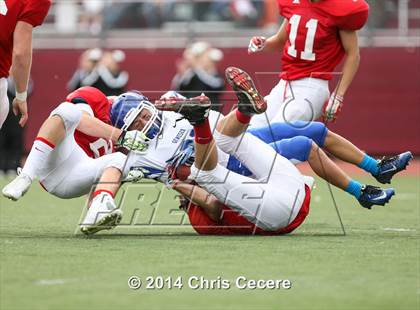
<box><xmin>2</xmin><ymin>168</ymin><xmax>32</xmax><ymax>201</ymax></box>
<box><xmin>80</xmin><ymin>192</ymin><xmax>123</xmax><ymax>235</ymax></box>
<box><xmin>373</xmin><ymin>151</ymin><xmax>413</xmax><ymax>184</ymax></box>
<box><xmin>358</xmin><ymin>185</ymin><xmax>395</xmax><ymax>210</ymax></box>
<box><xmin>225</xmin><ymin>66</ymin><xmax>266</xmax><ymax>115</ymax></box>
<box><xmin>154</xmin><ymin>95</ymin><xmax>211</xmax><ymax>125</ymax></box>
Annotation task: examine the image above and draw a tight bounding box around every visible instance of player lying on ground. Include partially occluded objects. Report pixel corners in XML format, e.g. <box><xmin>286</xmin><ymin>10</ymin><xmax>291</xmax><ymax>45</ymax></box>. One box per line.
<box><xmin>151</xmin><ymin>67</ymin><xmax>403</xmax><ymax>235</ymax></box>
<box><xmin>247</xmin><ymin>0</ymin><xmax>369</xmax><ymax>127</ymax></box>
<box><xmin>2</xmin><ymin>87</ymin><xmax>146</xmax><ymax>228</ymax></box>
<box><xmin>81</xmin><ymin>71</ymin><xmax>409</xmax><ymax>234</ymax></box>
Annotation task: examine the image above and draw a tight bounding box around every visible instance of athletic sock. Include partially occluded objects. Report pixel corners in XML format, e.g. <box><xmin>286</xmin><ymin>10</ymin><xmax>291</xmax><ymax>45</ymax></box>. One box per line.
<box><xmin>345</xmin><ymin>180</ymin><xmax>363</xmax><ymax>199</ymax></box>
<box><xmin>21</xmin><ymin>137</ymin><xmax>55</xmax><ymax>180</ymax></box>
<box><xmin>92</xmin><ymin>189</ymin><xmax>115</xmax><ymax>199</ymax></box>
<box><xmin>235</xmin><ymin>108</ymin><xmax>252</xmax><ymax>124</ymax></box>
<box><xmin>358</xmin><ymin>154</ymin><xmax>379</xmax><ymax>175</ymax></box>
<box><xmin>194</xmin><ymin>119</ymin><xmax>213</xmax><ymax>145</ymax></box>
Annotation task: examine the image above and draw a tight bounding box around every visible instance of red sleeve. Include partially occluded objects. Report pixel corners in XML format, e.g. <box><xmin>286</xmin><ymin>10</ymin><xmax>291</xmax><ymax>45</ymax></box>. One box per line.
<box><xmin>336</xmin><ymin>9</ymin><xmax>369</xmax><ymax>30</ymax></box>
<box><xmin>19</xmin><ymin>0</ymin><xmax>51</xmax><ymax>27</ymax></box>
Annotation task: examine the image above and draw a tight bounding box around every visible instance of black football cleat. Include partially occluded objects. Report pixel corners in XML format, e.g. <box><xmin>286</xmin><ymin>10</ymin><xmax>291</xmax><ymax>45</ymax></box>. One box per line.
<box><xmin>358</xmin><ymin>185</ymin><xmax>395</xmax><ymax>210</ymax></box>
<box><xmin>154</xmin><ymin>95</ymin><xmax>211</xmax><ymax>125</ymax></box>
<box><xmin>373</xmin><ymin>151</ymin><xmax>413</xmax><ymax>184</ymax></box>
<box><xmin>225</xmin><ymin>67</ymin><xmax>266</xmax><ymax>116</ymax></box>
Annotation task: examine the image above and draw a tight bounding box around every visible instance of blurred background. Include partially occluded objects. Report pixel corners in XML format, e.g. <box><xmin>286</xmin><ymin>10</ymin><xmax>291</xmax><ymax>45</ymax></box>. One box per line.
<box><xmin>1</xmin><ymin>0</ymin><xmax>419</xmax><ymax>175</ymax></box>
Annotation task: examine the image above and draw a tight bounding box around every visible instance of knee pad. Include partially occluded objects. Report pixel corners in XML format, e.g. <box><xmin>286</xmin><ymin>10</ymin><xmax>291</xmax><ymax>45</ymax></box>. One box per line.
<box><xmin>49</xmin><ymin>102</ymin><xmax>82</xmax><ymax>133</ymax></box>
<box><xmin>303</xmin><ymin>122</ymin><xmax>328</xmax><ymax>147</ymax></box>
<box><xmin>271</xmin><ymin>136</ymin><xmax>313</xmax><ymax>164</ymax></box>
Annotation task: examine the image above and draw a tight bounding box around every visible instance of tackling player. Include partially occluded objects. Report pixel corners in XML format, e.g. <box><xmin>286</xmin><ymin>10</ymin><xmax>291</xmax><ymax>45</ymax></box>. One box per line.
<box><xmin>0</xmin><ymin>0</ymin><xmax>51</xmax><ymax>128</ymax></box>
<box><xmin>2</xmin><ymin>87</ymin><xmax>146</xmax><ymax>231</ymax></box>
<box><xmin>248</xmin><ymin>0</ymin><xmax>369</xmax><ymax>126</ymax></box>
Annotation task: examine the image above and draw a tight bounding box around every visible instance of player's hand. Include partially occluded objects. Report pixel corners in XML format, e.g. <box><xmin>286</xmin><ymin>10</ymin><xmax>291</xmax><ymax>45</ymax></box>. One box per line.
<box><xmin>248</xmin><ymin>36</ymin><xmax>266</xmax><ymax>54</ymax></box>
<box><xmin>323</xmin><ymin>93</ymin><xmax>344</xmax><ymax>122</ymax></box>
<box><xmin>12</xmin><ymin>98</ymin><xmax>28</xmax><ymax>127</ymax></box>
<box><xmin>117</xmin><ymin>130</ymin><xmax>149</xmax><ymax>154</ymax></box>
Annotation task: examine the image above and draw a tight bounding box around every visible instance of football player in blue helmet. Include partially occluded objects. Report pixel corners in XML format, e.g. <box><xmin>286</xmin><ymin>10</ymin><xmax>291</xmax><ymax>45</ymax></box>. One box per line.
<box><xmin>110</xmin><ymin>91</ymin><xmax>164</xmax><ymax>142</ymax></box>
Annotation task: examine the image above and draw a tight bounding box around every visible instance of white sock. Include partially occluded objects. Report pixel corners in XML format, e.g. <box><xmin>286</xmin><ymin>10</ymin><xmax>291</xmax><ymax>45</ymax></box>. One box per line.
<box><xmin>21</xmin><ymin>138</ymin><xmax>55</xmax><ymax>180</ymax></box>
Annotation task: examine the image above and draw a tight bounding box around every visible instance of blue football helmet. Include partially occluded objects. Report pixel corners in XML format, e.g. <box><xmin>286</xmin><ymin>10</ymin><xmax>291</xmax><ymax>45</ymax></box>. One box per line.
<box><xmin>110</xmin><ymin>91</ymin><xmax>163</xmax><ymax>141</ymax></box>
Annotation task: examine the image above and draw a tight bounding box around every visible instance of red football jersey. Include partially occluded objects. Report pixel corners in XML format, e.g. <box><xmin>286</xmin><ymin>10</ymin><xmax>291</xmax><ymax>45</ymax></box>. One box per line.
<box><xmin>277</xmin><ymin>0</ymin><xmax>369</xmax><ymax>81</ymax></box>
<box><xmin>66</xmin><ymin>87</ymin><xmax>114</xmax><ymax>159</ymax></box>
<box><xmin>0</xmin><ymin>0</ymin><xmax>51</xmax><ymax>78</ymax></box>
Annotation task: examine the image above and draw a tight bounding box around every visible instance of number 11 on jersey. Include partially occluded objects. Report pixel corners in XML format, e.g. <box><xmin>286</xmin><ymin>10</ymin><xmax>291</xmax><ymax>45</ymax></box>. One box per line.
<box><xmin>0</xmin><ymin>0</ymin><xmax>8</xmax><ymax>16</ymax></box>
<box><xmin>287</xmin><ymin>14</ymin><xmax>318</xmax><ymax>61</ymax></box>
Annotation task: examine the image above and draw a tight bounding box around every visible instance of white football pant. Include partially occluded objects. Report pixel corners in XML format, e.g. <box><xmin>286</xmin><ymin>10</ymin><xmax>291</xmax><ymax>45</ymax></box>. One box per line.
<box><xmin>190</xmin><ymin>130</ymin><xmax>306</xmax><ymax>231</ymax></box>
<box><xmin>250</xmin><ymin>77</ymin><xmax>330</xmax><ymax>128</ymax></box>
<box><xmin>38</xmin><ymin>102</ymin><xmax>127</xmax><ymax>198</ymax></box>
<box><xmin>0</xmin><ymin>78</ymin><xmax>9</xmax><ymax>129</ymax></box>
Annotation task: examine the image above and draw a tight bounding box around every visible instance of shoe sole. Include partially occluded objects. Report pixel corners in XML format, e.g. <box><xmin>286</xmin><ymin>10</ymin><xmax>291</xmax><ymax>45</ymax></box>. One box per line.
<box><xmin>80</xmin><ymin>210</ymin><xmax>123</xmax><ymax>236</ymax></box>
<box><xmin>154</xmin><ymin>96</ymin><xmax>211</xmax><ymax>112</ymax></box>
<box><xmin>225</xmin><ymin>67</ymin><xmax>266</xmax><ymax>114</ymax></box>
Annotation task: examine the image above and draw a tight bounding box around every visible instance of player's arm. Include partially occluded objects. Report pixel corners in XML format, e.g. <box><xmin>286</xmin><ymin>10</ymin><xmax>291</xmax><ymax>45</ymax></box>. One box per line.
<box><xmin>11</xmin><ymin>21</ymin><xmax>34</xmax><ymax>127</ymax></box>
<box><xmin>77</xmin><ymin>112</ymin><xmax>148</xmax><ymax>153</ymax></box>
<box><xmin>248</xmin><ymin>19</ymin><xmax>288</xmax><ymax>54</ymax></box>
<box><xmin>324</xmin><ymin>30</ymin><xmax>361</xmax><ymax>121</ymax></box>
<box><xmin>77</xmin><ymin>112</ymin><xmax>122</xmax><ymax>143</ymax></box>
<box><xmin>335</xmin><ymin>30</ymin><xmax>361</xmax><ymax>97</ymax></box>
<box><xmin>172</xmin><ymin>181</ymin><xmax>223</xmax><ymax>222</ymax></box>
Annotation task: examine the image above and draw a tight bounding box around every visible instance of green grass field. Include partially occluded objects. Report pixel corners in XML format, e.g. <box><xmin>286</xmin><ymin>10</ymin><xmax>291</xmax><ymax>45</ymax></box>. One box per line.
<box><xmin>0</xmin><ymin>175</ymin><xmax>419</xmax><ymax>310</ymax></box>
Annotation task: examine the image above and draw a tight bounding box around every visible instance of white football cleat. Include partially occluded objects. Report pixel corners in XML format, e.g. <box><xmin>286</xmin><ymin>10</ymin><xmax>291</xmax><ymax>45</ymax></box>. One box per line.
<box><xmin>80</xmin><ymin>192</ymin><xmax>123</xmax><ymax>235</ymax></box>
<box><xmin>2</xmin><ymin>168</ymin><xmax>32</xmax><ymax>201</ymax></box>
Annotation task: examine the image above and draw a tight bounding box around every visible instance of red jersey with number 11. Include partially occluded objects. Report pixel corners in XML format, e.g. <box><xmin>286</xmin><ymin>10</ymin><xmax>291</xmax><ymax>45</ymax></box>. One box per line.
<box><xmin>277</xmin><ymin>0</ymin><xmax>369</xmax><ymax>81</ymax></box>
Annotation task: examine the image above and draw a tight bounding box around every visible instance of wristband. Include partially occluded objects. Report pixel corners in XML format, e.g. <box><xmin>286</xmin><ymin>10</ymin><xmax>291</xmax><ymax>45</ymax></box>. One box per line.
<box><xmin>15</xmin><ymin>91</ymin><xmax>28</xmax><ymax>102</ymax></box>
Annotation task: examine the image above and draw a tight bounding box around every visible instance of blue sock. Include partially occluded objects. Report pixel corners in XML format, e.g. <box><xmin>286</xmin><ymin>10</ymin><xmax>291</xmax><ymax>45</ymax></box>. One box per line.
<box><xmin>345</xmin><ymin>180</ymin><xmax>362</xmax><ymax>199</ymax></box>
<box><xmin>358</xmin><ymin>154</ymin><xmax>379</xmax><ymax>175</ymax></box>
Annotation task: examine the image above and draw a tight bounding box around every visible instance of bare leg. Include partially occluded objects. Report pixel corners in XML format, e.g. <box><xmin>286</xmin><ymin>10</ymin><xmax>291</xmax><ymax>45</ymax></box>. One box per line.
<box><xmin>216</xmin><ymin>110</ymin><xmax>249</xmax><ymax>138</ymax></box>
<box><xmin>194</xmin><ymin>136</ymin><xmax>218</xmax><ymax>171</ymax></box>
<box><xmin>92</xmin><ymin>167</ymin><xmax>122</xmax><ymax>197</ymax></box>
<box><xmin>307</xmin><ymin>142</ymin><xmax>351</xmax><ymax>190</ymax></box>
<box><xmin>37</xmin><ymin>115</ymin><xmax>66</xmax><ymax>146</ymax></box>
<box><xmin>324</xmin><ymin>131</ymin><xmax>365</xmax><ymax>166</ymax></box>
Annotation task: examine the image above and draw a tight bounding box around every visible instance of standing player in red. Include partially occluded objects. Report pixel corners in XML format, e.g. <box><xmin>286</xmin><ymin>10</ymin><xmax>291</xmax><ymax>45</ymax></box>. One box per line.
<box><xmin>0</xmin><ymin>0</ymin><xmax>51</xmax><ymax>128</ymax></box>
<box><xmin>247</xmin><ymin>0</ymin><xmax>369</xmax><ymax>126</ymax></box>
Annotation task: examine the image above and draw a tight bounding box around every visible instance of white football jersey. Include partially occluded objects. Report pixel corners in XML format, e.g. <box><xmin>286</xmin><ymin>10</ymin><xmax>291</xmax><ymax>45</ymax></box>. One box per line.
<box><xmin>124</xmin><ymin>110</ymin><xmax>229</xmax><ymax>183</ymax></box>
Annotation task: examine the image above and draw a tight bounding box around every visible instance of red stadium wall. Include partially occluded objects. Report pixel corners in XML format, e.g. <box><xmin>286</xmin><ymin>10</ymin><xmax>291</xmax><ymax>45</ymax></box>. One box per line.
<box><xmin>27</xmin><ymin>47</ymin><xmax>420</xmax><ymax>155</ymax></box>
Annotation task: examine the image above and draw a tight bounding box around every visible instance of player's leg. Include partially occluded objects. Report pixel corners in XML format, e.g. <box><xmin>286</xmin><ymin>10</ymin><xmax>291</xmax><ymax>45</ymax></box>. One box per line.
<box><xmin>2</xmin><ymin>103</ymin><xmax>80</xmax><ymax>200</ymax></box>
<box><xmin>323</xmin><ymin>131</ymin><xmax>413</xmax><ymax>184</ymax></box>
<box><xmin>0</xmin><ymin>78</ymin><xmax>9</xmax><ymax>129</ymax></box>
<box><xmin>80</xmin><ymin>163</ymin><xmax>125</xmax><ymax>235</ymax></box>
<box><xmin>251</xmin><ymin>121</ymin><xmax>412</xmax><ymax>184</ymax></box>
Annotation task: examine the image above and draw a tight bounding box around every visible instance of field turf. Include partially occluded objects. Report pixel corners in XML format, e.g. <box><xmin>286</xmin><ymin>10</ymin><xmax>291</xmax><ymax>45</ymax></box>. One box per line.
<box><xmin>0</xmin><ymin>175</ymin><xmax>419</xmax><ymax>310</ymax></box>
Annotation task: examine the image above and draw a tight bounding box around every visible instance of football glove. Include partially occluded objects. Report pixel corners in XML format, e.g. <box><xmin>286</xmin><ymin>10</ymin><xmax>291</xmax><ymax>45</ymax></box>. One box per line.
<box><xmin>117</xmin><ymin>130</ymin><xmax>149</xmax><ymax>154</ymax></box>
<box><xmin>323</xmin><ymin>92</ymin><xmax>344</xmax><ymax>122</ymax></box>
<box><xmin>248</xmin><ymin>36</ymin><xmax>266</xmax><ymax>54</ymax></box>
<box><xmin>123</xmin><ymin>167</ymin><xmax>146</xmax><ymax>183</ymax></box>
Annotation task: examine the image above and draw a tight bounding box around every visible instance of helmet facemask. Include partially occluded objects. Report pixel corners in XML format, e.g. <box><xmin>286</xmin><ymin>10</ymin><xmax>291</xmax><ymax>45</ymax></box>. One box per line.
<box><xmin>122</xmin><ymin>100</ymin><xmax>163</xmax><ymax>142</ymax></box>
